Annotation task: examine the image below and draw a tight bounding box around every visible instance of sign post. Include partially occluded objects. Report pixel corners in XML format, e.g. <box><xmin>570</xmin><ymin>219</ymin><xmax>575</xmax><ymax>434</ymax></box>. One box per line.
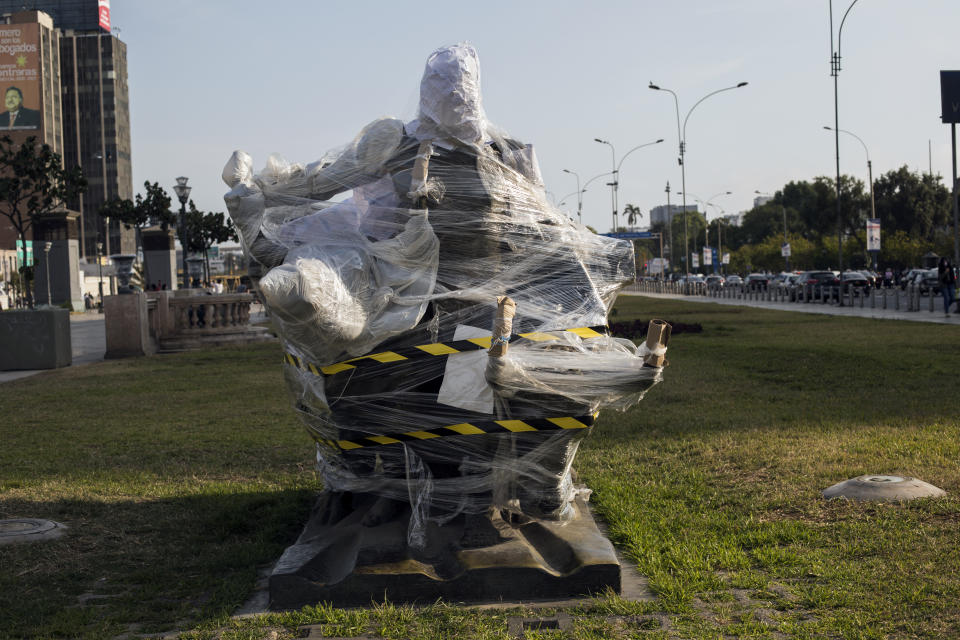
<box><xmin>866</xmin><ymin>218</ymin><xmax>881</xmax><ymax>270</ymax></box>
<box><xmin>941</xmin><ymin>70</ymin><xmax>960</xmax><ymax>264</ymax></box>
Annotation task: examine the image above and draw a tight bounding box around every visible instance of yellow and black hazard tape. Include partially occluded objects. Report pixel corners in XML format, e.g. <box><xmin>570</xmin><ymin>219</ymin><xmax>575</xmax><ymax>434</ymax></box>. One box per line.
<box><xmin>319</xmin><ymin>413</ymin><xmax>597</xmax><ymax>451</ymax></box>
<box><xmin>283</xmin><ymin>325</ymin><xmax>609</xmax><ymax>377</ymax></box>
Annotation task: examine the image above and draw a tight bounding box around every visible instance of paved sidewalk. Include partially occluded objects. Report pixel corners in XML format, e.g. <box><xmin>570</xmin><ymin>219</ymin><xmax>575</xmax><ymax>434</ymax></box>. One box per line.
<box><xmin>623</xmin><ymin>290</ymin><xmax>960</xmax><ymax>325</ymax></box>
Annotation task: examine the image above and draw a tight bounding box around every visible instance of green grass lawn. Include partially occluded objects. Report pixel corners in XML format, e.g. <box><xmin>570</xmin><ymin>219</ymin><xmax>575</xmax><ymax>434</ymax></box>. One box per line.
<box><xmin>1</xmin><ymin>296</ymin><xmax>958</xmax><ymax>639</ymax></box>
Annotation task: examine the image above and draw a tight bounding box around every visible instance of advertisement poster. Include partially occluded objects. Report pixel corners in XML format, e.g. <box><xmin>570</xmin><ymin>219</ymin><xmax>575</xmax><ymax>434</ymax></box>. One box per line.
<box><xmin>99</xmin><ymin>0</ymin><xmax>111</xmax><ymax>32</ymax></box>
<box><xmin>703</xmin><ymin>247</ymin><xmax>712</xmax><ymax>265</ymax></box>
<box><xmin>781</xmin><ymin>242</ymin><xmax>791</xmax><ymax>257</ymax></box>
<box><xmin>691</xmin><ymin>254</ymin><xmax>700</xmax><ymax>269</ymax></box>
<box><xmin>722</xmin><ymin>252</ymin><xmax>731</xmax><ymax>265</ymax></box>
<box><xmin>866</xmin><ymin>218</ymin><xmax>881</xmax><ymax>252</ymax></box>
<box><xmin>0</xmin><ymin>25</ymin><xmax>40</xmax><ymax>131</ymax></box>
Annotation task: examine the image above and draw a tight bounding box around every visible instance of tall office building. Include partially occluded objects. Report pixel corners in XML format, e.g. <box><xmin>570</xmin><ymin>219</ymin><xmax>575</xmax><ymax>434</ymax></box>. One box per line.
<box><xmin>649</xmin><ymin>203</ymin><xmax>697</xmax><ymax>227</ymax></box>
<box><xmin>0</xmin><ymin>9</ymin><xmax>64</xmax><ymax>253</ymax></box>
<box><xmin>0</xmin><ymin>0</ymin><xmax>132</xmax><ymax>258</ymax></box>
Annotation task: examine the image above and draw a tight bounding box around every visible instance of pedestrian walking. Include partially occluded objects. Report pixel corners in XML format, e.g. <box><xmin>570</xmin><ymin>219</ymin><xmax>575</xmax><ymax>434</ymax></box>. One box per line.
<box><xmin>938</xmin><ymin>257</ymin><xmax>957</xmax><ymax>317</ymax></box>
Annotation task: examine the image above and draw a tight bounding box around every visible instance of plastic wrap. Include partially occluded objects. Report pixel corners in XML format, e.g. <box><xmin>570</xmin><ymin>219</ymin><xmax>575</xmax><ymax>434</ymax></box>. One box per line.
<box><xmin>223</xmin><ymin>43</ymin><xmax>667</xmax><ymax>545</ymax></box>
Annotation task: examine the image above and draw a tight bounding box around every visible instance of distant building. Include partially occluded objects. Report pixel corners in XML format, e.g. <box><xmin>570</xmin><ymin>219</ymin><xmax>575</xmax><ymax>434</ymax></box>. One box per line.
<box><xmin>721</xmin><ymin>213</ymin><xmax>744</xmax><ymax>227</ymax></box>
<box><xmin>649</xmin><ymin>203</ymin><xmax>697</xmax><ymax>226</ymax></box>
<box><xmin>0</xmin><ymin>9</ymin><xmax>65</xmax><ymax>252</ymax></box>
<box><xmin>0</xmin><ymin>0</ymin><xmax>132</xmax><ymax>259</ymax></box>
<box><xmin>753</xmin><ymin>195</ymin><xmax>772</xmax><ymax>208</ymax></box>
<box><xmin>60</xmin><ymin>25</ymin><xmax>133</xmax><ymax>257</ymax></box>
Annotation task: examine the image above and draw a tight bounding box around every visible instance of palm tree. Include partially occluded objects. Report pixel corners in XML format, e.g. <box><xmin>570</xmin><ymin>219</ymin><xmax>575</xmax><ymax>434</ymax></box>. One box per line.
<box><xmin>623</xmin><ymin>204</ymin><xmax>643</xmax><ymax>231</ymax></box>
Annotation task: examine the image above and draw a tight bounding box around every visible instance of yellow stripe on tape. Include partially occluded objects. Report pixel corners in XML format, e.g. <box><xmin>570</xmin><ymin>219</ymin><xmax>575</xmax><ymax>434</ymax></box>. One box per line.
<box><xmin>567</xmin><ymin>327</ymin><xmax>604</xmax><ymax>338</ymax></box>
<box><xmin>495</xmin><ymin>419</ymin><xmax>538</xmax><ymax>432</ymax></box>
<box><xmin>307</xmin><ymin>364</ymin><xmax>320</xmax><ymax>376</ymax></box>
<box><xmin>322</xmin><ymin>363</ymin><xmax>357</xmax><ymax>375</ymax></box>
<box><xmin>337</xmin><ymin>440</ymin><xmax>363</xmax><ymax>450</ymax></box>
<box><xmin>367</xmin><ymin>435</ymin><xmax>402</xmax><ymax>445</ymax></box>
<box><xmin>467</xmin><ymin>336</ymin><xmax>493</xmax><ymax>348</ymax></box>
<box><xmin>445</xmin><ymin>423</ymin><xmax>486</xmax><ymax>435</ymax></box>
<box><xmin>517</xmin><ymin>331</ymin><xmax>556</xmax><ymax>342</ymax></box>
<box><xmin>547</xmin><ymin>416</ymin><xmax>590</xmax><ymax>430</ymax></box>
<box><xmin>416</xmin><ymin>343</ymin><xmax>461</xmax><ymax>356</ymax></box>
<box><xmin>368</xmin><ymin>351</ymin><xmax>408</xmax><ymax>363</ymax></box>
<box><xmin>403</xmin><ymin>430</ymin><xmax>442</xmax><ymax>440</ymax></box>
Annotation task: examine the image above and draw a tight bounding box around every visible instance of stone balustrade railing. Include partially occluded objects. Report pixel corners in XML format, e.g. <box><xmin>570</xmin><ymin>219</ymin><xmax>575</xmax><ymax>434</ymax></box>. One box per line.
<box><xmin>166</xmin><ymin>293</ymin><xmax>253</xmax><ymax>335</ymax></box>
<box><xmin>145</xmin><ymin>291</ymin><xmax>266</xmax><ymax>352</ymax></box>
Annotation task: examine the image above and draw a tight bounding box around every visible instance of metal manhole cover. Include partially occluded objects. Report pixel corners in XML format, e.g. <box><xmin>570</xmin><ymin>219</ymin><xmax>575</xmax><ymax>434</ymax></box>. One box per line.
<box><xmin>0</xmin><ymin>518</ymin><xmax>67</xmax><ymax>544</ymax></box>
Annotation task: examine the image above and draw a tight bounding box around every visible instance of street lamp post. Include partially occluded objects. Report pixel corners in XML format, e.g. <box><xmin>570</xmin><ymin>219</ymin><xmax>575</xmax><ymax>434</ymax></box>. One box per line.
<box><xmin>823</xmin><ymin>125</ymin><xmax>874</xmax><ymax>225</ymax></box>
<box><xmin>594</xmin><ymin>138</ymin><xmax>663</xmax><ymax>233</ymax></box>
<box><xmin>665</xmin><ymin>181</ymin><xmax>674</xmax><ymax>277</ymax></box>
<box><xmin>829</xmin><ymin>0</ymin><xmax>860</xmax><ymax>288</ymax></box>
<box><xmin>96</xmin><ymin>241</ymin><xmax>104</xmax><ymax>312</ymax></box>
<box><xmin>713</xmin><ymin>212</ymin><xmax>725</xmax><ymax>275</ymax></box>
<box><xmin>650</xmin><ymin>81</ymin><xmax>748</xmax><ymax>274</ymax></box>
<box><xmin>756</xmin><ymin>190</ymin><xmax>791</xmax><ymax>272</ymax></box>
<box><xmin>562</xmin><ymin>169</ymin><xmax>583</xmax><ymax>224</ymax></box>
<box><xmin>173</xmin><ymin>177</ymin><xmax>192</xmax><ymax>288</ymax></box>
<box><xmin>682</xmin><ymin>190</ymin><xmax>731</xmax><ymax>273</ymax></box>
<box><xmin>43</xmin><ymin>241</ymin><xmax>52</xmax><ymax>306</ymax></box>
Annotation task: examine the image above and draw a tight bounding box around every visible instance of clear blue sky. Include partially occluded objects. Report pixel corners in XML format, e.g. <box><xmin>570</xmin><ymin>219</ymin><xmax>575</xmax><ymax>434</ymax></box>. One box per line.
<box><xmin>115</xmin><ymin>0</ymin><xmax>959</xmax><ymax>233</ymax></box>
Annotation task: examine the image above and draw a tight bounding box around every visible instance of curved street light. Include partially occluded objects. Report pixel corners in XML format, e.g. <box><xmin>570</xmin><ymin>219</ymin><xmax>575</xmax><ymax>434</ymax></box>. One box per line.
<box><xmin>649</xmin><ymin>81</ymin><xmax>748</xmax><ymax>273</ymax></box>
<box><xmin>682</xmin><ymin>190</ymin><xmax>731</xmax><ymax>273</ymax></box>
<box><xmin>593</xmin><ymin>137</ymin><xmax>663</xmax><ymax>232</ymax></box>
<box><xmin>829</xmin><ymin>0</ymin><xmax>860</xmax><ymax>287</ymax></box>
<box><xmin>562</xmin><ymin>169</ymin><xmax>583</xmax><ymax>223</ymax></box>
<box><xmin>823</xmin><ymin>125</ymin><xmax>874</xmax><ymax>226</ymax></box>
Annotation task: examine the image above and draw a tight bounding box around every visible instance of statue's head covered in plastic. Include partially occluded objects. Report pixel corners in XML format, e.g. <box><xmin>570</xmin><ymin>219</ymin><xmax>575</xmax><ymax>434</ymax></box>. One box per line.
<box><xmin>411</xmin><ymin>43</ymin><xmax>487</xmax><ymax>147</ymax></box>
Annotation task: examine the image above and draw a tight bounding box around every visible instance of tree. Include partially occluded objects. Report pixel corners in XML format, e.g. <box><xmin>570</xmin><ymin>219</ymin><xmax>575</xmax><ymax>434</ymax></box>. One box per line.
<box><xmin>99</xmin><ymin>181</ymin><xmax>175</xmax><ymax>231</ymax></box>
<box><xmin>872</xmin><ymin>166</ymin><xmax>951</xmax><ymax>239</ymax></box>
<box><xmin>0</xmin><ymin>136</ymin><xmax>87</xmax><ymax>307</ymax></box>
<box><xmin>184</xmin><ymin>202</ymin><xmax>237</xmax><ymax>284</ymax></box>
<box><xmin>623</xmin><ymin>204</ymin><xmax>642</xmax><ymax>230</ymax></box>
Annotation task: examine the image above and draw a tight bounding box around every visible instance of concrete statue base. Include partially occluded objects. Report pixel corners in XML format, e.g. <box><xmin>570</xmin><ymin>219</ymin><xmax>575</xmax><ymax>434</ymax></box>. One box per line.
<box><xmin>270</xmin><ymin>490</ymin><xmax>620</xmax><ymax>609</ymax></box>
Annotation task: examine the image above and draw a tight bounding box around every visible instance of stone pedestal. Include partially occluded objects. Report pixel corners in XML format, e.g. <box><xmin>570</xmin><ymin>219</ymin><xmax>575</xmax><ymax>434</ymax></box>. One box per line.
<box><xmin>270</xmin><ymin>491</ymin><xmax>620</xmax><ymax>610</ymax></box>
<box><xmin>142</xmin><ymin>227</ymin><xmax>178</xmax><ymax>291</ymax></box>
<box><xmin>0</xmin><ymin>308</ymin><xmax>72</xmax><ymax>370</ymax></box>
<box><xmin>32</xmin><ymin>210</ymin><xmax>82</xmax><ymax>310</ymax></box>
<box><xmin>104</xmin><ymin>292</ymin><xmax>154</xmax><ymax>358</ymax></box>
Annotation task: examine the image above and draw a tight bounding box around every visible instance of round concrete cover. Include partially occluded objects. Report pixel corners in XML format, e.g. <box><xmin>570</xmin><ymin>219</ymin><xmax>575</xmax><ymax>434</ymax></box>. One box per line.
<box><xmin>0</xmin><ymin>518</ymin><xmax>67</xmax><ymax>545</ymax></box>
<box><xmin>822</xmin><ymin>475</ymin><xmax>946</xmax><ymax>501</ymax></box>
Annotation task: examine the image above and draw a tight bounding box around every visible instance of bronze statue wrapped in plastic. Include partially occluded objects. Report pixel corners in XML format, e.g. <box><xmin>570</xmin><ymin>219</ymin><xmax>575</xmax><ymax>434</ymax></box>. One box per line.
<box><xmin>222</xmin><ymin>43</ymin><xmax>669</xmax><ymax>605</ymax></box>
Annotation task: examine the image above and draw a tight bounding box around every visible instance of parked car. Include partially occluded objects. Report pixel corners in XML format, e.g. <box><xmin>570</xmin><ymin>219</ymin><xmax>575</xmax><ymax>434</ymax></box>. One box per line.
<box><xmin>909</xmin><ymin>269</ymin><xmax>940</xmax><ymax>295</ymax></box>
<box><xmin>899</xmin><ymin>268</ymin><xmax>925</xmax><ymax>290</ymax></box>
<box><xmin>860</xmin><ymin>270</ymin><xmax>878</xmax><ymax>288</ymax></box>
<box><xmin>745</xmin><ymin>273</ymin><xmax>771</xmax><ymax>291</ymax></box>
<box><xmin>780</xmin><ymin>273</ymin><xmax>805</xmax><ymax>301</ymax></box>
<box><xmin>797</xmin><ymin>270</ymin><xmax>841</xmax><ymax>299</ymax></box>
<box><xmin>841</xmin><ymin>271</ymin><xmax>870</xmax><ymax>292</ymax></box>
<box><xmin>705</xmin><ymin>275</ymin><xmax>725</xmax><ymax>288</ymax></box>
<box><xmin>725</xmin><ymin>274</ymin><xmax>743</xmax><ymax>287</ymax></box>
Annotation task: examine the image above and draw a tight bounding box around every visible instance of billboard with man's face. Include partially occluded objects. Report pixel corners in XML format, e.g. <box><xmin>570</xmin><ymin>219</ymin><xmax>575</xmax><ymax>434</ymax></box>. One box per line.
<box><xmin>0</xmin><ymin>25</ymin><xmax>40</xmax><ymax>131</ymax></box>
